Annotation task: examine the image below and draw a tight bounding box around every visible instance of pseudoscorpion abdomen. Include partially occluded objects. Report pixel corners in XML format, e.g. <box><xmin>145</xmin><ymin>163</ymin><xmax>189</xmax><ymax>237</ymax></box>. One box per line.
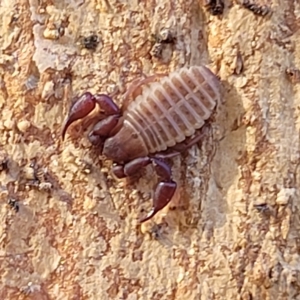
<box><xmin>125</xmin><ymin>66</ymin><xmax>221</xmax><ymax>153</ymax></box>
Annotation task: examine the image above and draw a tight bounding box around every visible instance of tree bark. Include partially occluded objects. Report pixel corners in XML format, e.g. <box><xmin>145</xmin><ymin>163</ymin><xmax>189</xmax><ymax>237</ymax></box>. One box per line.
<box><xmin>1</xmin><ymin>0</ymin><xmax>300</xmax><ymax>299</ymax></box>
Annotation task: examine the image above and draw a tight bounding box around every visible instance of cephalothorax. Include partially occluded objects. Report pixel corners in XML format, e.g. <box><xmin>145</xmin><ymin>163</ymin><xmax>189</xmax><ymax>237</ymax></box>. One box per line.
<box><xmin>62</xmin><ymin>66</ymin><xmax>221</xmax><ymax>222</ymax></box>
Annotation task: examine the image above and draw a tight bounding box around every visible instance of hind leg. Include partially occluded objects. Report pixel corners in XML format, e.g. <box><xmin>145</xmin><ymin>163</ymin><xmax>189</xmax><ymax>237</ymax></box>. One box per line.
<box><xmin>153</xmin><ymin>129</ymin><xmax>208</xmax><ymax>160</ymax></box>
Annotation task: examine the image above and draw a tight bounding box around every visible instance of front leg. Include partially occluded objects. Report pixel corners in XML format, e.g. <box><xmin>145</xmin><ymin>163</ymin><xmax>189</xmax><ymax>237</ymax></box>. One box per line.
<box><xmin>113</xmin><ymin>157</ymin><xmax>177</xmax><ymax>222</ymax></box>
<box><xmin>122</xmin><ymin>73</ymin><xmax>167</xmax><ymax>110</ymax></box>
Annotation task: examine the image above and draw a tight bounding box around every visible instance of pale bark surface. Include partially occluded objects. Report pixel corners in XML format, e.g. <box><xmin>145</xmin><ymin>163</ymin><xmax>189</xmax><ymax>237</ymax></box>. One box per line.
<box><xmin>1</xmin><ymin>0</ymin><xmax>300</xmax><ymax>299</ymax></box>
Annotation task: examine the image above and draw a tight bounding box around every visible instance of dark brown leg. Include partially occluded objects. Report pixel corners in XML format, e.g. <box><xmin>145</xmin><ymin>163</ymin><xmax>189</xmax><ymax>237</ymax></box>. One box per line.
<box><xmin>172</xmin><ymin>131</ymin><xmax>206</xmax><ymax>152</ymax></box>
<box><xmin>62</xmin><ymin>92</ymin><xmax>121</xmax><ymax>140</ymax></box>
<box><xmin>112</xmin><ymin>157</ymin><xmax>176</xmax><ymax>222</ymax></box>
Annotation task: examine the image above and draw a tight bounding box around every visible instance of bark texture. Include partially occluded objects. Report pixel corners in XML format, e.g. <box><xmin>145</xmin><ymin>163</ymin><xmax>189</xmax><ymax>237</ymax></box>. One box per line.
<box><xmin>1</xmin><ymin>0</ymin><xmax>300</xmax><ymax>299</ymax></box>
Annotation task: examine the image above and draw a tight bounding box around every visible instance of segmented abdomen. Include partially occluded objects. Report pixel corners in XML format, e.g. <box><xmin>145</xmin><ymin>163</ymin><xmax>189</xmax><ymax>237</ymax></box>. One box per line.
<box><xmin>125</xmin><ymin>66</ymin><xmax>221</xmax><ymax>153</ymax></box>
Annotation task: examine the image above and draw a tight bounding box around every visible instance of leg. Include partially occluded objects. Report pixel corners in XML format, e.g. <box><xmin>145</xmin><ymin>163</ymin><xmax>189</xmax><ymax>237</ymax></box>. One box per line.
<box><xmin>122</xmin><ymin>73</ymin><xmax>167</xmax><ymax>111</ymax></box>
<box><xmin>112</xmin><ymin>157</ymin><xmax>177</xmax><ymax>222</ymax></box>
<box><xmin>153</xmin><ymin>130</ymin><xmax>207</xmax><ymax>160</ymax></box>
<box><xmin>172</xmin><ymin>131</ymin><xmax>206</xmax><ymax>152</ymax></box>
<box><xmin>62</xmin><ymin>92</ymin><xmax>121</xmax><ymax>140</ymax></box>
